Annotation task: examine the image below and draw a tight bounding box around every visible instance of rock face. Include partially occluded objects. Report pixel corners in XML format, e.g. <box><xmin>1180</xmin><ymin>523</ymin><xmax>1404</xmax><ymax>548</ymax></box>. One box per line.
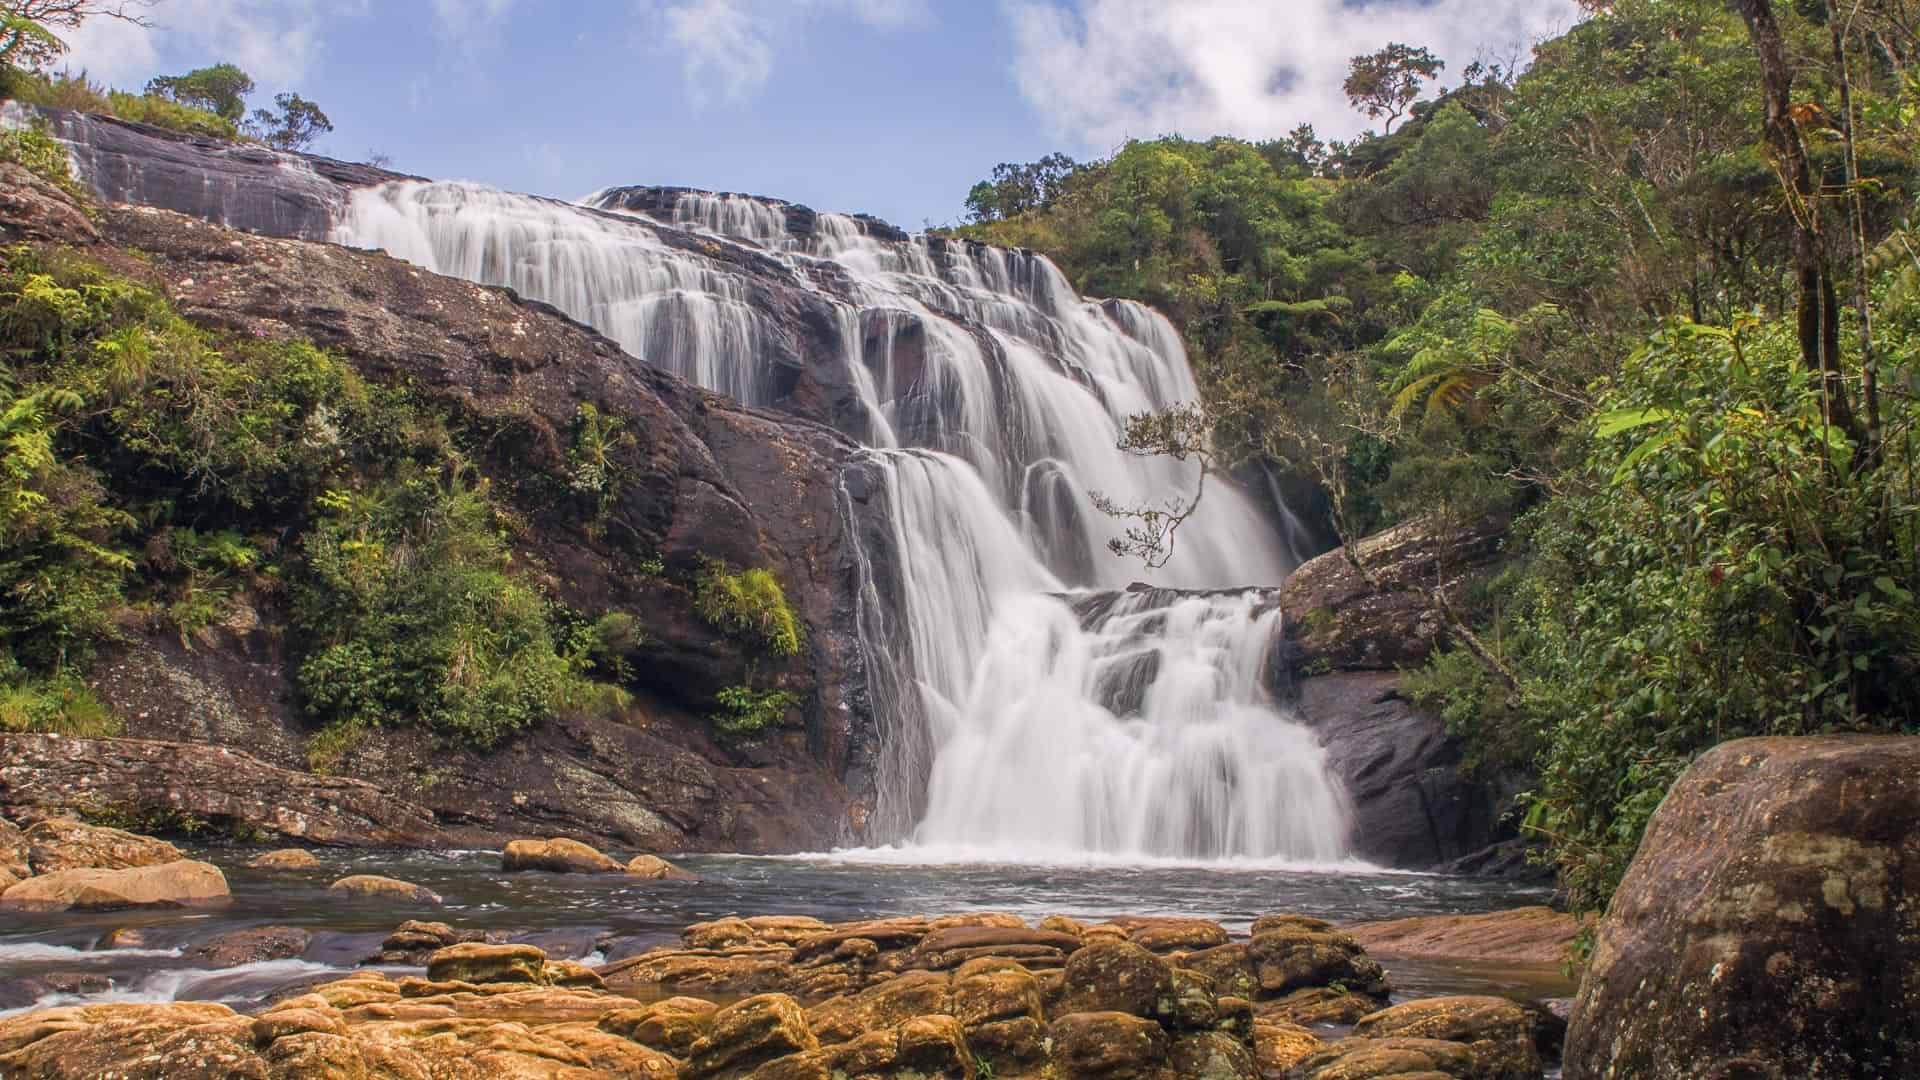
<box><xmin>1565</xmin><ymin>736</ymin><xmax>1920</xmax><ymax>1079</ymax></box>
<box><xmin>0</xmin><ymin>137</ymin><xmax>896</xmax><ymax>854</ymax></box>
<box><xmin>1346</xmin><ymin>906</ymin><xmax>1586</xmax><ymax>967</ymax></box>
<box><xmin>1276</xmin><ymin>517</ymin><xmax>1522</xmax><ymax>871</ymax></box>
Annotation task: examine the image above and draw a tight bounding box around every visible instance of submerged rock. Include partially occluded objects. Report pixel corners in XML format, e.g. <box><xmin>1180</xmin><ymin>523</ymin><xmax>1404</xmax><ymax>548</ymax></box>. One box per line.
<box><xmin>185</xmin><ymin>925</ymin><xmax>312</xmax><ymax>968</ymax></box>
<box><xmin>626</xmin><ymin>853</ymin><xmax>698</xmax><ymax>880</ymax></box>
<box><xmin>1564</xmin><ymin>736</ymin><xmax>1920</xmax><ymax>1079</ymax></box>
<box><xmin>326</xmin><ymin>874</ymin><xmax>443</xmax><ymax>905</ymax></box>
<box><xmin>501</xmin><ymin>837</ymin><xmax>624</xmax><ymax>874</ymax></box>
<box><xmin>0</xmin><ymin>859</ymin><xmax>229</xmax><ymax>912</ymax></box>
<box><xmin>247</xmin><ymin>848</ymin><xmax>321</xmax><ymax>871</ymax></box>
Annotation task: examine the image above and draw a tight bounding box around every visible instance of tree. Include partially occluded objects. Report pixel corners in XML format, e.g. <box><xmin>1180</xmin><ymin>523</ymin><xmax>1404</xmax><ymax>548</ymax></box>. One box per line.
<box><xmin>246</xmin><ymin>92</ymin><xmax>331</xmax><ymax>151</ymax></box>
<box><xmin>145</xmin><ymin>62</ymin><xmax>253</xmax><ymax>123</ymax></box>
<box><xmin>963</xmin><ymin>153</ymin><xmax>1079</xmax><ymax>223</ymax></box>
<box><xmin>1</xmin><ymin>0</ymin><xmax>151</xmax><ymax>72</ymax></box>
<box><xmin>1343</xmin><ymin>42</ymin><xmax>1445</xmax><ymax>133</ymax></box>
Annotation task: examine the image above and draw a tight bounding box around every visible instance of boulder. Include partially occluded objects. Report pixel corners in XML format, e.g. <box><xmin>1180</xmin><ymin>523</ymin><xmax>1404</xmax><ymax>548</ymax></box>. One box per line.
<box><xmin>326</xmin><ymin>874</ymin><xmax>442</xmax><ymax>905</ymax></box>
<box><xmin>23</xmin><ymin>819</ymin><xmax>183</xmax><ymax>875</ymax></box>
<box><xmin>0</xmin><ymin>816</ymin><xmax>29</xmax><ymax>880</ymax></box>
<box><xmin>1058</xmin><ymin>940</ymin><xmax>1177</xmax><ymax>1019</ymax></box>
<box><xmin>247</xmin><ymin>848</ymin><xmax>321</xmax><ymax>871</ymax></box>
<box><xmin>805</xmin><ymin>969</ymin><xmax>950</xmax><ymax>1044</ymax></box>
<box><xmin>1564</xmin><ymin>736</ymin><xmax>1920</xmax><ymax>1079</ymax></box>
<box><xmin>626</xmin><ymin>853</ymin><xmax>697</xmax><ymax>880</ymax></box>
<box><xmin>0</xmin><ymin>1002</ymin><xmax>257</xmax><ymax>1077</ymax></box>
<box><xmin>600</xmin><ymin>995</ymin><xmax>718</xmax><ymax>1056</ymax></box>
<box><xmin>501</xmin><ymin>837</ymin><xmax>624</xmax><ymax>874</ymax></box>
<box><xmin>1345</xmin><ymin>907</ymin><xmax>1584</xmax><ymax>967</ymax></box>
<box><xmin>1352</xmin><ymin>996</ymin><xmax>1542</xmax><ymax>1080</ymax></box>
<box><xmin>1102</xmin><ymin>916</ymin><xmax>1229</xmax><ymax>953</ymax></box>
<box><xmin>1289</xmin><ymin>1036</ymin><xmax>1480</xmax><ymax>1079</ymax></box>
<box><xmin>1168</xmin><ymin>1030</ymin><xmax>1259</xmax><ymax>1079</ymax></box>
<box><xmin>0</xmin><ymin>859</ymin><xmax>229</xmax><ymax>912</ymax></box>
<box><xmin>185</xmin><ymin>925</ymin><xmax>312</xmax><ymax>968</ymax></box>
<box><xmin>367</xmin><ymin>919</ymin><xmax>496</xmax><ymax>965</ymax></box>
<box><xmin>1257</xmin><ymin>986</ymin><xmax>1381</xmax><ymax>1025</ymax></box>
<box><xmin>1245</xmin><ymin>928</ymin><xmax>1388</xmax><ymax>999</ymax></box>
<box><xmin>685</xmin><ymin>993</ymin><xmax>819</xmax><ymax>1078</ymax></box>
<box><xmin>1251</xmin><ymin>1019</ymin><xmax>1323</xmax><ymax>1075</ymax></box>
<box><xmin>424</xmin><ymin>942</ymin><xmax>551</xmax><ymax>986</ymax></box>
<box><xmin>1047</xmin><ymin>1011</ymin><xmax>1168</xmax><ymax>1078</ymax></box>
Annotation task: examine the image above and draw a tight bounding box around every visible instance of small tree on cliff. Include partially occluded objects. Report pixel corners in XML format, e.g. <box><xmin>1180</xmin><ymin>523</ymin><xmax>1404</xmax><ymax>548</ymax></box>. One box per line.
<box><xmin>146</xmin><ymin>62</ymin><xmax>253</xmax><ymax>123</ymax></box>
<box><xmin>245</xmin><ymin>91</ymin><xmax>331</xmax><ymax>151</ymax></box>
<box><xmin>1343</xmin><ymin>42</ymin><xmax>1445</xmax><ymax>133</ymax></box>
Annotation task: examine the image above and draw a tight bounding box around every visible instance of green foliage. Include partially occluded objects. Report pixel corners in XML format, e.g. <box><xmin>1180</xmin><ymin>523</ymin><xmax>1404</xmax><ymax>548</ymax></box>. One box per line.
<box><xmin>693</xmin><ymin>561</ymin><xmax>802</xmax><ymax>657</ymax></box>
<box><xmin>566</xmin><ymin>402</ymin><xmax>633</xmax><ymax>525</ymax></box>
<box><xmin>246</xmin><ymin>91</ymin><xmax>331</xmax><ymax>151</ymax></box>
<box><xmin>1343</xmin><ymin>42</ymin><xmax>1445</xmax><ymax>134</ymax></box>
<box><xmin>710</xmin><ymin>685</ymin><xmax>798</xmax><ymax>738</ymax></box>
<box><xmin>145</xmin><ymin>63</ymin><xmax>255</xmax><ymax>124</ymax></box>
<box><xmin>0</xmin><ymin>11</ymin><xmax>64</xmax><ymax>73</ymax></box>
<box><xmin>0</xmin><ymin>658</ymin><xmax>119</xmax><ymax>736</ymax></box>
<box><xmin>0</xmin><ymin>119</ymin><xmax>78</xmax><ymax>195</ymax></box>
<box><xmin>108</xmin><ymin>89</ymin><xmax>240</xmax><ymax>139</ymax></box>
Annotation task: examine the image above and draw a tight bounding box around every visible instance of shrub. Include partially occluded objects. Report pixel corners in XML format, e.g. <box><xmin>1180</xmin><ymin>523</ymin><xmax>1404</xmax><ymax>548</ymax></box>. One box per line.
<box><xmin>693</xmin><ymin>562</ymin><xmax>802</xmax><ymax>657</ymax></box>
<box><xmin>0</xmin><ymin>121</ymin><xmax>79</xmax><ymax>196</ymax></box>
<box><xmin>3</xmin><ymin>71</ymin><xmax>239</xmax><ymax>139</ymax></box>
<box><xmin>711</xmin><ymin>685</ymin><xmax>798</xmax><ymax>738</ymax></box>
<box><xmin>0</xmin><ymin>660</ymin><xmax>120</xmax><ymax>737</ymax></box>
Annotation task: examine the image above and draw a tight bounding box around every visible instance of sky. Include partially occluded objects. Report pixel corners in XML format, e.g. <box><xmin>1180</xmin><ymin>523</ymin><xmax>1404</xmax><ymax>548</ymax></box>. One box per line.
<box><xmin>62</xmin><ymin>0</ymin><xmax>1584</xmax><ymax>229</ymax></box>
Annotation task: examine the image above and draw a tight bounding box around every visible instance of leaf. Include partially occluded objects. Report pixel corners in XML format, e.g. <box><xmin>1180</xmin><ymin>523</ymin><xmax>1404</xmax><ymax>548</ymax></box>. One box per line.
<box><xmin>1593</xmin><ymin>406</ymin><xmax>1675</xmax><ymax>439</ymax></box>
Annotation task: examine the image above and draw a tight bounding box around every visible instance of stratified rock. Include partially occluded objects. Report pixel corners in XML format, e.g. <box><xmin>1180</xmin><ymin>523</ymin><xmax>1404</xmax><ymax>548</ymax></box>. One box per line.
<box><xmin>1246</xmin><ymin>928</ymin><xmax>1389</xmax><ymax>999</ymax></box>
<box><xmin>1047</xmin><ymin>1011</ymin><xmax>1168</xmax><ymax>1078</ymax></box>
<box><xmin>1565</xmin><ymin>736</ymin><xmax>1920</xmax><ymax>1079</ymax></box>
<box><xmin>1058</xmin><ymin>940</ymin><xmax>1178</xmax><ymax>1020</ymax></box>
<box><xmin>1352</xmin><ymin>996</ymin><xmax>1543</xmax><ymax>1080</ymax></box>
<box><xmin>0</xmin><ymin>859</ymin><xmax>229</xmax><ymax>912</ymax></box>
<box><xmin>326</xmin><ymin>874</ymin><xmax>442</xmax><ymax>905</ymax></box>
<box><xmin>0</xmin><ymin>1002</ymin><xmax>257</xmax><ymax>1077</ymax></box>
<box><xmin>1289</xmin><ymin>1036</ymin><xmax>1480</xmax><ymax>1079</ymax></box>
<box><xmin>1251</xmin><ymin>913</ymin><xmax>1334</xmax><ymax>936</ymax></box>
<box><xmin>1346</xmin><ymin>907</ymin><xmax>1584</xmax><ymax>967</ymax></box>
<box><xmin>185</xmin><ymin>925</ymin><xmax>312</xmax><ymax>968</ymax></box>
<box><xmin>805</xmin><ymin>969</ymin><xmax>950</xmax><ymax>1045</ymax></box>
<box><xmin>626</xmin><ymin>853</ymin><xmax>697</xmax><ymax>880</ymax></box>
<box><xmin>600</xmin><ymin>995</ymin><xmax>718</xmax><ymax>1056</ymax></box>
<box><xmin>425</xmin><ymin>942</ymin><xmax>550</xmax><ymax>986</ymax></box>
<box><xmin>500</xmin><ymin>837</ymin><xmax>623</xmax><ymax>874</ymax></box>
<box><xmin>23</xmin><ymin>819</ymin><xmax>183</xmax><ymax>875</ymax></box>
<box><xmin>1101</xmin><ymin>916</ymin><xmax>1229</xmax><ymax>953</ymax></box>
<box><xmin>247</xmin><ymin>848</ymin><xmax>320</xmax><ymax>871</ymax></box>
<box><xmin>685</xmin><ymin>993</ymin><xmax>819</xmax><ymax>1078</ymax></box>
<box><xmin>1257</xmin><ymin>986</ymin><xmax>1380</xmax><ymax>1025</ymax></box>
<box><xmin>367</xmin><ymin>919</ymin><xmax>495</xmax><ymax>965</ymax></box>
<box><xmin>1251</xmin><ymin>1019</ymin><xmax>1323</xmax><ymax>1075</ymax></box>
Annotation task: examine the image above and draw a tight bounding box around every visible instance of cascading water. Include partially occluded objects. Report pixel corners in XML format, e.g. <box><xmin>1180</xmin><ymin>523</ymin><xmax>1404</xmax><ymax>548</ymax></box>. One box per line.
<box><xmin>333</xmin><ymin>183</ymin><xmax>1352</xmax><ymax>864</ymax></box>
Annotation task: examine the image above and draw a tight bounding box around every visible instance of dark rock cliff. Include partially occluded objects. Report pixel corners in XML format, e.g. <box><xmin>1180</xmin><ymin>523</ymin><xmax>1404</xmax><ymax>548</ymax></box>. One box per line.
<box><xmin>0</xmin><ymin>155</ymin><xmax>894</xmax><ymax>853</ymax></box>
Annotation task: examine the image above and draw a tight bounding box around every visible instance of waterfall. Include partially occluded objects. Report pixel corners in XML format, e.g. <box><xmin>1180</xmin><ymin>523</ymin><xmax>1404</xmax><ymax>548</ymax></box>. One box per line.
<box><xmin>334</xmin><ymin>183</ymin><xmax>1351</xmax><ymax>863</ymax></box>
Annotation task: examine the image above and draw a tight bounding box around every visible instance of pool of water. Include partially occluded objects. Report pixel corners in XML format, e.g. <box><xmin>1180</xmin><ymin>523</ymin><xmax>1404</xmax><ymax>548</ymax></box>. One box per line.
<box><xmin>0</xmin><ymin>847</ymin><xmax>1569</xmax><ymax>1015</ymax></box>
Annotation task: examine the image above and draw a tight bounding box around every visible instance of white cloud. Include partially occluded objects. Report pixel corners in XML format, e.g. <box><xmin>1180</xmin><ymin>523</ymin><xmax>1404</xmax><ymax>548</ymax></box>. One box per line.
<box><xmin>431</xmin><ymin>0</ymin><xmax>517</xmax><ymax>46</ymax></box>
<box><xmin>1002</xmin><ymin>0</ymin><xmax>1583</xmax><ymax>151</ymax></box>
<box><xmin>641</xmin><ymin>0</ymin><xmax>929</xmax><ymax>105</ymax></box>
<box><xmin>58</xmin><ymin>0</ymin><xmax>368</xmax><ymax>90</ymax></box>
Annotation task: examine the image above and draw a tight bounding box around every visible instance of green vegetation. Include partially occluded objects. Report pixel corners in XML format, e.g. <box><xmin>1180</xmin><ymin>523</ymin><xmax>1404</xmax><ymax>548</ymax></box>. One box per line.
<box><xmin>0</xmin><ymin>117</ymin><xmax>79</xmax><ymax>196</ymax></box>
<box><xmin>961</xmin><ymin>0</ymin><xmax>1920</xmax><ymax>911</ymax></box>
<box><xmin>0</xmin><ymin>246</ymin><xmax>626</xmax><ymax>753</ymax></box>
<box><xmin>4</xmin><ymin>69</ymin><xmax>239</xmax><ymax>139</ymax></box>
<box><xmin>693</xmin><ymin>561</ymin><xmax>803</xmax><ymax>657</ymax></box>
<box><xmin>711</xmin><ymin>685</ymin><xmax>799</xmax><ymax>739</ymax></box>
<box><xmin>146</xmin><ymin>62</ymin><xmax>253</xmax><ymax>124</ymax></box>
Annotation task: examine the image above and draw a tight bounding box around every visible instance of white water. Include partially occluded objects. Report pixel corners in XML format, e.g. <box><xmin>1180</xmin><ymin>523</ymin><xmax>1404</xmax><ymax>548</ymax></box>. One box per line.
<box><xmin>333</xmin><ymin>184</ymin><xmax>1349</xmax><ymax>863</ymax></box>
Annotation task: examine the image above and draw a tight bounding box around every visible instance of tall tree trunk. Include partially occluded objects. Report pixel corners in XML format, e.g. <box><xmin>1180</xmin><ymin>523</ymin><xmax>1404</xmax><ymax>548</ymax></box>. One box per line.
<box><xmin>1830</xmin><ymin>0</ymin><xmax>1883</xmax><ymax>465</ymax></box>
<box><xmin>1729</xmin><ymin>0</ymin><xmax>1866</xmax><ymax>449</ymax></box>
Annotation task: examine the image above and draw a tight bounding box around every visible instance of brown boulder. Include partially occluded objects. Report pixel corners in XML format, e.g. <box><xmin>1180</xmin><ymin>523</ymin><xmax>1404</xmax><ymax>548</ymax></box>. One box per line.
<box><xmin>247</xmin><ymin>848</ymin><xmax>321</xmax><ymax>871</ymax></box>
<box><xmin>1289</xmin><ymin>1036</ymin><xmax>1480</xmax><ymax>1079</ymax></box>
<box><xmin>501</xmin><ymin>837</ymin><xmax>624</xmax><ymax>874</ymax></box>
<box><xmin>952</xmin><ymin>958</ymin><xmax>1044</xmax><ymax>1027</ymax></box>
<box><xmin>185</xmin><ymin>925</ymin><xmax>312</xmax><ymax>968</ymax></box>
<box><xmin>805</xmin><ymin>969</ymin><xmax>950</xmax><ymax>1044</ymax></box>
<box><xmin>1258</xmin><ymin>986</ymin><xmax>1382</xmax><ymax>1025</ymax></box>
<box><xmin>0</xmin><ymin>816</ymin><xmax>29</xmax><ymax>881</ymax></box>
<box><xmin>368</xmin><ymin>919</ymin><xmax>497</xmax><ymax>964</ymax></box>
<box><xmin>0</xmin><ymin>859</ymin><xmax>229</xmax><ymax>912</ymax></box>
<box><xmin>685</xmin><ymin>993</ymin><xmax>818</xmax><ymax>1078</ymax></box>
<box><xmin>425</xmin><ymin>942</ymin><xmax>551</xmax><ymax>986</ymax></box>
<box><xmin>0</xmin><ymin>1002</ymin><xmax>257</xmax><ymax>1077</ymax></box>
<box><xmin>1565</xmin><ymin>736</ymin><xmax>1920</xmax><ymax>1079</ymax></box>
<box><xmin>600</xmin><ymin>995</ymin><xmax>718</xmax><ymax>1055</ymax></box>
<box><xmin>1047</xmin><ymin>1011</ymin><xmax>1168</xmax><ymax>1078</ymax></box>
<box><xmin>1246</xmin><ymin>928</ymin><xmax>1388</xmax><ymax>998</ymax></box>
<box><xmin>1104</xmin><ymin>916</ymin><xmax>1229</xmax><ymax>953</ymax></box>
<box><xmin>627</xmin><ymin>854</ymin><xmax>697</xmax><ymax>880</ymax></box>
<box><xmin>1345</xmin><ymin>907</ymin><xmax>1584</xmax><ymax>968</ymax></box>
<box><xmin>1059</xmin><ymin>940</ymin><xmax>1177</xmax><ymax>1020</ymax></box>
<box><xmin>1168</xmin><ymin>1030</ymin><xmax>1259</xmax><ymax>1079</ymax></box>
<box><xmin>1251</xmin><ymin>1019</ymin><xmax>1323</xmax><ymax>1074</ymax></box>
<box><xmin>24</xmin><ymin>819</ymin><xmax>183</xmax><ymax>875</ymax></box>
<box><xmin>1352</xmin><ymin>996</ymin><xmax>1542</xmax><ymax>1080</ymax></box>
<box><xmin>327</xmin><ymin>874</ymin><xmax>442</xmax><ymax>905</ymax></box>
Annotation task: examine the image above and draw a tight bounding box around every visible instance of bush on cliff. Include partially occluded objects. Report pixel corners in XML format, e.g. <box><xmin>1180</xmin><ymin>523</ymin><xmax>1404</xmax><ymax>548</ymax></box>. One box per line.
<box><xmin>693</xmin><ymin>561</ymin><xmax>802</xmax><ymax>657</ymax></box>
<box><xmin>0</xmin><ymin>246</ymin><xmax>619</xmax><ymax>752</ymax></box>
<box><xmin>3</xmin><ymin>70</ymin><xmax>239</xmax><ymax>139</ymax></box>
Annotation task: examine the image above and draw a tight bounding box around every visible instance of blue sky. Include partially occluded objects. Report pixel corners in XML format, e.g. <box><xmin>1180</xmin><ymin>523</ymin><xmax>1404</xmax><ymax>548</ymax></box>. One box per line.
<box><xmin>63</xmin><ymin>0</ymin><xmax>1582</xmax><ymax>229</ymax></box>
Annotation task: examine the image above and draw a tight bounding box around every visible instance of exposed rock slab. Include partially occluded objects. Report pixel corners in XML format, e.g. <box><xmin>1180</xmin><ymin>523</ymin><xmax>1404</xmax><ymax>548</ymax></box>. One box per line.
<box><xmin>1345</xmin><ymin>907</ymin><xmax>1585</xmax><ymax>967</ymax></box>
<box><xmin>1565</xmin><ymin>736</ymin><xmax>1920</xmax><ymax>1079</ymax></box>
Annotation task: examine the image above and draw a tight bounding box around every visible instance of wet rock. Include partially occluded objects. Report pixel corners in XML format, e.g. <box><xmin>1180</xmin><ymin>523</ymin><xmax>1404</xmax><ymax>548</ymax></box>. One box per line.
<box><xmin>627</xmin><ymin>853</ymin><xmax>697</xmax><ymax>880</ymax></box>
<box><xmin>0</xmin><ymin>1001</ymin><xmax>258</xmax><ymax>1077</ymax></box>
<box><xmin>23</xmin><ymin>819</ymin><xmax>183</xmax><ymax>875</ymax></box>
<box><xmin>1345</xmin><ymin>907</ymin><xmax>1585</xmax><ymax>968</ymax></box>
<box><xmin>1169</xmin><ymin>1029</ymin><xmax>1260</xmax><ymax>1079</ymax></box>
<box><xmin>1352</xmin><ymin>996</ymin><xmax>1543</xmax><ymax>1080</ymax></box>
<box><xmin>1048</xmin><ymin>1010</ymin><xmax>1168</xmax><ymax>1078</ymax></box>
<box><xmin>1167</xmin><ymin>967</ymin><xmax>1220</xmax><ymax>1029</ymax></box>
<box><xmin>600</xmin><ymin>944</ymin><xmax>796</xmax><ymax>996</ymax></box>
<box><xmin>1104</xmin><ymin>916</ymin><xmax>1229</xmax><ymax>953</ymax></box>
<box><xmin>1059</xmin><ymin>940</ymin><xmax>1177</xmax><ymax>1019</ymax></box>
<box><xmin>0</xmin><ymin>859</ymin><xmax>229</xmax><ymax>912</ymax></box>
<box><xmin>966</xmin><ymin>1015</ymin><xmax>1048</xmax><ymax>1073</ymax></box>
<box><xmin>1252</xmin><ymin>914</ymin><xmax>1334</xmax><ymax>936</ymax></box>
<box><xmin>425</xmin><ymin>942</ymin><xmax>550</xmax><ymax>986</ymax></box>
<box><xmin>1182</xmin><ymin>942</ymin><xmax>1259</xmax><ymax>998</ymax></box>
<box><xmin>1246</xmin><ymin>928</ymin><xmax>1388</xmax><ymax>999</ymax></box>
<box><xmin>1289</xmin><ymin>1036</ymin><xmax>1481</xmax><ymax>1079</ymax></box>
<box><xmin>685</xmin><ymin>993</ymin><xmax>819</xmax><ymax>1078</ymax></box>
<box><xmin>0</xmin><ymin>971</ymin><xmax>113</xmax><ymax>1010</ymax></box>
<box><xmin>367</xmin><ymin>919</ymin><xmax>495</xmax><ymax>965</ymax></box>
<box><xmin>185</xmin><ymin>925</ymin><xmax>312</xmax><ymax>968</ymax></box>
<box><xmin>1258</xmin><ymin>986</ymin><xmax>1382</xmax><ymax>1025</ymax></box>
<box><xmin>102</xmin><ymin>927</ymin><xmax>150</xmax><ymax>949</ymax></box>
<box><xmin>1564</xmin><ymin>736</ymin><xmax>1920</xmax><ymax>1080</ymax></box>
<box><xmin>600</xmin><ymin>995</ymin><xmax>718</xmax><ymax>1055</ymax></box>
<box><xmin>326</xmin><ymin>874</ymin><xmax>442</xmax><ymax>905</ymax></box>
<box><xmin>246</xmin><ymin>848</ymin><xmax>320</xmax><ymax>871</ymax></box>
<box><xmin>911</xmin><ymin>924</ymin><xmax>1082</xmax><ymax>970</ymax></box>
<box><xmin>1251</xmin><ymin>1018</ymin><xmax>1324</xmax><ymax>1075</ymax></box>
<box><xmin>501</xmin><ymin>837</ymin><xmax>624</xmax><ymax>874</ymax></box>
<box><xmin>805</xmin><ymin>968</ymin><xmax>950</xmax><ymax>1044</ymax></box>
<box><xmin>952</xmin><ymin>957</ymin><xmax>1044</xmax><ymax>1027</ymax></box>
